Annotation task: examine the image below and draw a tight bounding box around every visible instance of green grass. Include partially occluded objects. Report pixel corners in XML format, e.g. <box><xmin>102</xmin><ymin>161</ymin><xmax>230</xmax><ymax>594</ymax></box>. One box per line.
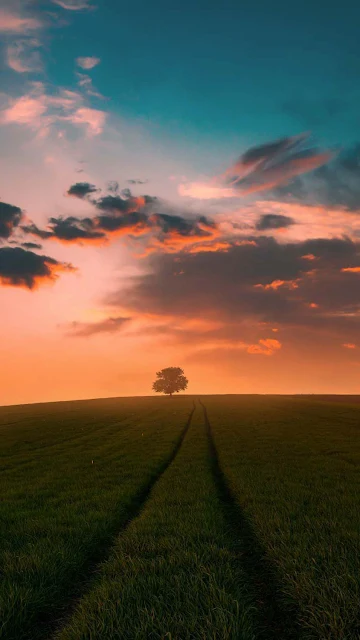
<box><xmin>206</xmin><ymin>395</ymin><xmax>360</xmax><ymax>640</ymax></box>
<box><xmin>1</xmin><ymin>395</ymin><xmax>360</xmax><ymax>639</ymax></box>
<box><xmin>0</xmin><ymin>396</ymin><xmax>193</xmax><ymax>640</ymax></box>
<box><xmin>55</xmin><ymin>405</ymin><xmax>256</xmax><ymax>640</ymax></box>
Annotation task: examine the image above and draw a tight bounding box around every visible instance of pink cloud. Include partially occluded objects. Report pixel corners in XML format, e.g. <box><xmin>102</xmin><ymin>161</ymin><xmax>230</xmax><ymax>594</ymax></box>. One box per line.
<box><xmin>76</xmin><ymin>56</ymin><xmax>100</xmax><ymax>70</ymax></box>
<box><xmin>1</xmin><ymin>85</ymin><xmax>106</xmax><ymax>137</ymax></box>
<box><xmin>65</xmin><ymin>107</ymin><xmax>106</xmax><ymax>136</ymax></box>
<box><xmin>178</xmin><ymin>182</ymin><xmax>237</xmax><ymax>199</ymax></box>
<box><xmin>0</xmin><ymin>9</ymin><xmax>42</xmax><ymax>33</ymax></box>
<box><xmin>2</xmin><ymin>94</ymin><xmax>47</xmax><ymax>127</ymax></box>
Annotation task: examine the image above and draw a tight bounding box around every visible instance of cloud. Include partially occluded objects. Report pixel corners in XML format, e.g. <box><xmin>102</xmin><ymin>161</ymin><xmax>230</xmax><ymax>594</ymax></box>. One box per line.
<box><xmin>254</xmin><ymin>279</ymin><xmax>299</xmax><ymax>291</ymax></box>
<box><xmin>143</xmin><ymin>213</ymin><xmax>220</xmax><ymax>254</ymax></box>
<box><xmin>247</xmin><ymin>338</ymin><xmax>282</xmax><ymax>356</ymax></box>
<box><xmin>181</xmin><ymin>133</ymin><xmax>333</xmax><ymax>200</ymax></box>
<box><xmin>65</xmin><ymin>106</ymin><xmax>106</xmax><ymax>136</ymax></box>
<box><xmin>0</xmin><ymin>83</ymin><xmax>106</xmax><ymax>137</ymax></box>
<box><xmin>6</xmin><ymin>39</ymin><xmax>42</xmax><ymax>73</ymax></box>
<box><xmin>67</xmin><ymin>182</ymin><xmax>99</xmax><ymax>198</ymax></box>
<box><xmin>76</xmin><ymin>56</ymin><xmax>100</xmax><ymax>70</ymax></box>
<box><xmin>23</xmin><ymin>217</ymin><xmax>106</xmax><ymax>244</ymax></box>
<box><xmin>96</xmin><ymin>211</ymin><xmax>149</xmax><ymax>237</ymax></box>
<box><xmin>179</xmin><ymin>182</ymin><xmax>237</xmax><ymax>200</ymax></box>
<box><xmin>21</xmin><ymin>223</ymin><xmax>53</xmax><ymax>240</ymax></box>
<box><xmin>110</xmin><ymin>236</ymin><xmax>360</xmax><ymax>348</ymax></box>
<box><xmin>217</xmin><ymin>132</ymin><xmax>334</xmax><ymax>194</ymax></box>
<box><xmin>343</xmin><ymin>343</ymin><xmax>356</xmax><ymax>349</ymax></box>
<box><xmin>268</xmin><ymin>144</ymin><xmax>360</xmax><ymax>213</ymax></box>
<box><xmin>127</xmin><ymin>179</ymin><xmax>149</xmax><ymax>185</ymax></box>
<box><xmin>66</xmin><ymin>316</ymin><xmax>131</xmax><ymax>337</ymax></box>
<box><xmin>1</xmin><ymin>91</ymin><xmax>47</xmax><ymax>129</ymax></box>
<box><xmin>21</xmin><ymin>242</ymin><xmax>42</xmax><ymax>250</ymax></box>
<box><xmin>0</xmin><ymin>9</ymin><xmax>42</xmax><ymax>34</ymax></box>
<box><xmin>75</xmin><ymin>73</ymin><xmax>103</xmax><ymax>99</ymax></box>
<box><xmin>341</xmin><ymin>266</ymin><xmax>360</xmax><ymax>273</ymax></box>
<box><xmin>255</xmin><ymin>214</ymin><xmax>295</xmax><ymax>231</ymax></box>
<box><xmin>0</xmin><ymin>247</ymin><xmax>74</xmax><ymax>289</ymax></box>
<box><xmin>0</xmin><ymin>201</ymin><xmax>23</xmax><ymax>238</ymax></box>
<box><xmin>51</xmin><ymin>0</ymin><xmax>94</xmax><ymax>10</ymax></box>
<box><xmin>23</xmin><ymin>182</ymin><xmax>224</xmax><ymax>254</ymax></box>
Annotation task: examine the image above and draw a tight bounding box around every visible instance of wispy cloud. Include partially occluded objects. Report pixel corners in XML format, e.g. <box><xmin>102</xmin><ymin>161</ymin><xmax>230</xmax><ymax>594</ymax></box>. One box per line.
<box><xmin>66</xmin><ymin>316</ymin><xmax>131</xmax><ymax>337</ymax></box>
<box><xmin>51</xmin><ymin>0</ymin><xmax>95</xmax><ymax>10</ymax></box>
<box><xmin>0</xmin><ymin>9</ymin><xmax>42</xmax><ymax>34</ymax></box>
<box><xmin>76</xmin><ymin>56</ymin><xmax>100</xmax><ymax>69</ymax></box>
<box><xmin>0</xmin><ymin>83</ymin><xmax>106</xmax><ymax>137</ymax></box>
<box><xmin>64</xmin><ymin>106</ymin><xmax>106</xmax><ymax>136</ymax></box>
<box><xmin>180</xmin><ymin>133</ymin><xmax>334</xmax><ymax>200</ymax></box>
<box><xmin>75</xmin><ymin>73</ymin><xmax>104</xmax><ymax>98</ymax></box>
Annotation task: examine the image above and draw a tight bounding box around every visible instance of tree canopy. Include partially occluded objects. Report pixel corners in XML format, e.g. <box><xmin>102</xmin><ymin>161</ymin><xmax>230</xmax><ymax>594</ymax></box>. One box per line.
<box><xmin>152</xmin><ymin>367</ymin><xmax>188</xmax><ymax>396</ymax></box>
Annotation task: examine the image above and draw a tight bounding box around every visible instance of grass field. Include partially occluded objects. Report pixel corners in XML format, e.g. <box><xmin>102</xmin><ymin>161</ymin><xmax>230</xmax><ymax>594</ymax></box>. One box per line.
<box><xmin>1</xmin><ymin>395</ymin><xmax>360</xmax><ymax>639</ymax></box>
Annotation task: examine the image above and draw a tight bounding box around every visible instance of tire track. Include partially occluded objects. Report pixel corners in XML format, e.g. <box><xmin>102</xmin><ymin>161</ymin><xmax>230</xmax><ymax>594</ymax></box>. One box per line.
<box><xmin>45</xmin><ymin>403</ymin><xmax>196</xmax><ymax>640</ymax></box>
<box><xmin>200</xmin><ymin>400</ymin><xmax>302</xmax><ymax>640</ymax></box>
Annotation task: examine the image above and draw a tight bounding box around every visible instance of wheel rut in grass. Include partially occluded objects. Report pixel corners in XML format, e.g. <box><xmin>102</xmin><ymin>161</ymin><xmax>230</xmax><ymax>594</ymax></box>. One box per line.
<box><xmin>43</xmin><ymin>403</ymin><xmax>196</xmax><ymax>640</ymax></box>
<box><xmin>200</xmin><ymin>400</ymin><xmax>302</xmax><ymax>640</ymax></box>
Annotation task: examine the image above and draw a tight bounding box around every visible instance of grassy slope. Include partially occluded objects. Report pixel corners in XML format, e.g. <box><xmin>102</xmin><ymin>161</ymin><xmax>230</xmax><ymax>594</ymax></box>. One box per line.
<box><xmin>55</xmin><ymin>405</ymin><xmax>257</xmax><ymax>640</ymax></box>
<box><xmin>206</xmin><ymin>396</ymin><xmax>360</xmax><ymax>640</ymax></box>
<box><xmin>0</xmin><ymin>397</ymin><xmax>193</xmax><ymax>640</ymax></box>
<box><xmin>2</xmin><ymin>394</ymin><xmax>360</xmax><ymax>639</ymax></box>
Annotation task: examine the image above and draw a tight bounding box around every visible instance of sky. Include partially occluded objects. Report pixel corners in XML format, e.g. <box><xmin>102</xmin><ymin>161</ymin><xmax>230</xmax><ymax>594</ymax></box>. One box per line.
<box><xmin>1</xmin><ymin>0</ymin><xmax>360</xmax><ymax>405</ymax></box>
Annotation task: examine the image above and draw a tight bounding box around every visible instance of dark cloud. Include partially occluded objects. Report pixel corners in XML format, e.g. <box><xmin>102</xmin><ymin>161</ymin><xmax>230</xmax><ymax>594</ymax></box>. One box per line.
<box><xmin>47</xmin><ymin>217</ymin><xmax>105</xmax><ymax>243</ymax></box>
<box><xmin>0</xmin><ymin>201</ymin><xmax>23</xmax><ymax>238</ymax></box>
<box><xmin>93</xmin><ymin>193</ymin><xmax>156</xmax><ymax>214</ymax></box>
<box><xmin>21</xmin><ymin>223</ymin><xmax>54</xmax><ymax>240</ymax></box>
<box><xmin>96</xmin><ymin>211</ymin><xmax>149</xmax><ymax>234</ymax></box>
<box><xmin>66</xmin><ymin>316</ymin><xmax>131</xmax><ymax>337</ymax></box>
<box><xmin>256</xmin><ymin>214</ymin><xmax>295</xmax><ymax>231</ymax></box>
<box><xmin>217</xmin><ymin>132</ymin><xmax>333</xmax><ymax>194</ymax></box>
<box><xmin>23</xmin><ymin>217</ymin><xmax>105</xmax><ymax>244</ymax></box>
<box><xmin>127</xmin><ymin>179</ymin><xmax>149</xmax><ymax>185</ymax></box>
<box><xmin>0</xmin><ymin>247</ymin><xmax>74</xmax><ymax>289</ymax></box>
<box><xmin>109</xmin><ymin>236</ymin><xmax>360</xmax><ymax>342</ymax></box>
<box><xmin>21</xmin><ymin>242</ymin><xmax>43</xmax><ymax>250</ymax></box>
<box><xmin>67</xmin><ymin>182</ymin><xmax>99</xmax><ymax>199</ymax></box>
<box><xmin>23</xmin><ymin>182</ymin><xmax>218</xmax><ymax>251</ymax></box>
<box><xmin>269</xmin><ymin>144</ymin><xmax>360</xmax><ymax>212</ymax></box>
<box><xmin>150</xmin><ymin>213</ymin><xmax>216</xmax><ymax>237</ymax></box>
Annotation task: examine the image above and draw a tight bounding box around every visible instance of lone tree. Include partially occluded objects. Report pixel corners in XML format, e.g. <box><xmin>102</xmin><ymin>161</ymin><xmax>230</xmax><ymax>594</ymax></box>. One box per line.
<box><xmin>152</xmin><ymin>367</ymin><xmax>188</xmax><ymax>397</ymax></box>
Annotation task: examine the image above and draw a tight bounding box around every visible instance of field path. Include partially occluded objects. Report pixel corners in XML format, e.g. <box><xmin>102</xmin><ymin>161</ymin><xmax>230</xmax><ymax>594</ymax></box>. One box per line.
<box><xmin>200</xmin><ymin>400</ymin><xmax>303</xmax><ymax>640</ymax></box>
<box><xmin>47</xmin><ymin>403</ymin><xmax>196</xmax><ymax>638</ymax></box>
<box><xmin>53</xmin><ymin>402</ymin><xmax>260</xmax><ymax>640</ymax></box>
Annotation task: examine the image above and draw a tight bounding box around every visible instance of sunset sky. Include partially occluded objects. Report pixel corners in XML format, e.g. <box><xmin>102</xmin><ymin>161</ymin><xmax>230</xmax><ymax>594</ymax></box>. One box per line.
<box><xmin>1</xmin><ymin>0</ymin><xmax>360</xmax><ymax>405</ymax></box>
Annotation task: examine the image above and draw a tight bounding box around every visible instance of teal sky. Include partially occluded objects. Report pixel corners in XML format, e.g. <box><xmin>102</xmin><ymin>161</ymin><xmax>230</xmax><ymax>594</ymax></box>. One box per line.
<box><xmin>44</xmin><ymin>0</ymin><xmax>360</xmax><ymax>148</ymax></box>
